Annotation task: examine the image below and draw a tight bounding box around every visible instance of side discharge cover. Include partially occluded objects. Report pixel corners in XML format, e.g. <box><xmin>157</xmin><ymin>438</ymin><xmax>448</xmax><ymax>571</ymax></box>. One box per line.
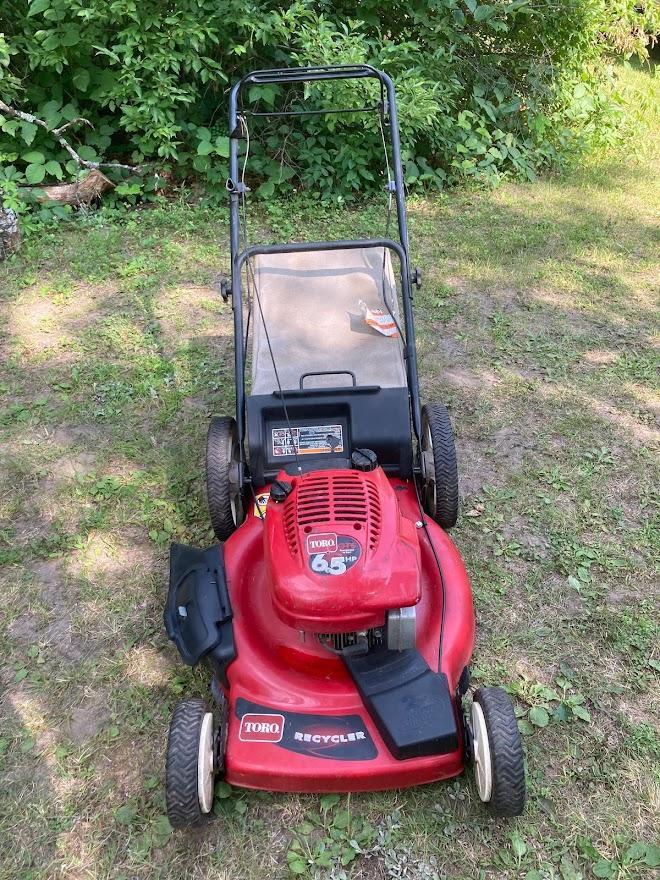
<box><xmin>164</xmin><ymin>542</ymin><xmax>236</xmax><ymax>685</ymax></box>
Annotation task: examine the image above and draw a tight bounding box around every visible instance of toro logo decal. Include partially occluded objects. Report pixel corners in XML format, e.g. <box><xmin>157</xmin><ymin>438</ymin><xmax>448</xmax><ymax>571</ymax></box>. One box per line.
<box><xmin>239</xmin><ymin>713</ymin><xmax>285</xmax><ymax>743</ymax></box>
<box><xmin>307</xmin><ymin>533</ymin><xmax>362</xmax><ymax>577</ymax></box>
<box><xmin>306</xmin><ymin>532</ymin><xmax>338</xmax><ymax>555</ymax></box>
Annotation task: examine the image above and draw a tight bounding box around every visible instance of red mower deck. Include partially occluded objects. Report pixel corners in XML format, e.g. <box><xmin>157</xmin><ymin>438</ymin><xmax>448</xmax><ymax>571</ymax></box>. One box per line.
<box><xmin>223</xmin><ymin>478</ymin><xmax>474</xmax><ymax>792</ymax></box>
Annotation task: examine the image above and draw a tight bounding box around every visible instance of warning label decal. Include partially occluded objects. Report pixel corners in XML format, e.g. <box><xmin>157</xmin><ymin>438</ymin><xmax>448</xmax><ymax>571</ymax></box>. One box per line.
<box><xmin>252</xmin><ymin>492</ymin><xmax>269</xmax><ymax>518</ymax></box>
<box><xmin>271</xmin><ymin>424</ymin><xmax>343</xmax><ymax>457</ymax></box>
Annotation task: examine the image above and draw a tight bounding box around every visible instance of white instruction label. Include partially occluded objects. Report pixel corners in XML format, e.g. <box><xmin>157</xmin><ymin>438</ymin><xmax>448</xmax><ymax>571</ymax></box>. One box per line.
<box><xmin>272</xmin><ymin>425</ymin><xmax>344</xmax><ymax>457</ymax></box>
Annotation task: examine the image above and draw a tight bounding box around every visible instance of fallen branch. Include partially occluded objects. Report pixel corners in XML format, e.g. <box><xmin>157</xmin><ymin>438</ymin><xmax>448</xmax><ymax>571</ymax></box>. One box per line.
<box><xmin>24</xmin><ymin>168</ymin><xmax>115</xmax><ymax>206</ymax></box>
<box><xmin>0</xmin><ymin>98</ymin><xmax>143</xmax><ymax>173</ymax></box>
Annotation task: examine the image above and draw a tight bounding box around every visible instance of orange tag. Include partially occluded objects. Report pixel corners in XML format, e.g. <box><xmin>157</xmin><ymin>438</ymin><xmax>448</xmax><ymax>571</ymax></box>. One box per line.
<box><xmin>363</xmin><ymin>306</ymin><xmax>398</xmax><ymax>337</ymax></box>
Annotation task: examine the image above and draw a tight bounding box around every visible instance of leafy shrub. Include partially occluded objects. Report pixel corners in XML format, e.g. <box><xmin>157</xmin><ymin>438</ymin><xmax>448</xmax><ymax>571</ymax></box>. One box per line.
<box><xmin>0</xmin><ymin>0</ymin><xmax>658</xmax><ymax>205</ymax></box>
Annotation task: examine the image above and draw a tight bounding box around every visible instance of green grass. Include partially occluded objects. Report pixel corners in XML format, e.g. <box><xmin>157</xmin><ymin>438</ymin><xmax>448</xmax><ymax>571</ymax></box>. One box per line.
<box><xmin>0</xmin><ymin>65</ymin><xmax>658</xmax><ymax>879</ymax></box>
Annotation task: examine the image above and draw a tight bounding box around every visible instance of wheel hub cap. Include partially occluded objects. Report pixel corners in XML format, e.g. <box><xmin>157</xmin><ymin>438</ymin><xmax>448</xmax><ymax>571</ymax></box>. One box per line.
<box><xmin>471</xmin><ymin>701</ymin><xmax>493</xmax><ymax>802</ymax></box>
<box><xmin>197</xmin><ymin>712</ymin><xmax>215</xmax><ymax>813</ymax></box>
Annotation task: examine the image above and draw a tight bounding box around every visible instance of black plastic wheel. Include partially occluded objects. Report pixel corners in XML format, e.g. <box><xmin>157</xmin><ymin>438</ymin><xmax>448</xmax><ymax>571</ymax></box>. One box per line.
<box><xmin>206</xmin><ymin>416</ymin><xmax>244</xmax><ymax>541</ymax></box>
<box><xmin>420</xmin><ymin>403</ymin><xmax>459</xmax><ymax>529</ymax></box>
<box><xmin>165</xmin><ymin>698</ymin><xmax>214</xmax><ymax>828</ymax></box>
<box><xmin>472</xmin><ymin>687</ymin><xmax>526</xmax><ymax>817</ymax></box>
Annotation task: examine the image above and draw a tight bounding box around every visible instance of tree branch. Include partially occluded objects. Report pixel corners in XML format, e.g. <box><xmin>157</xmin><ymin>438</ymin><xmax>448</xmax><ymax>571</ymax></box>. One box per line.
<box><xmin>53</xmin><ymin>117</ymin><xmax>93</xmax><ymax>136</ymax></box>
<box><xmin>0</xmin><ymin>99</ymin><xmax>144</xmax><ymax>173</ymax></box>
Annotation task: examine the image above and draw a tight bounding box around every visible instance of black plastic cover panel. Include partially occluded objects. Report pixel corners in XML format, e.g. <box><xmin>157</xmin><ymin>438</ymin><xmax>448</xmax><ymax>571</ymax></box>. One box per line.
<box><xmin>164</xmin><ymin>543</ymin><xmax>236</xmax><ymax>685</ymax></box>
<box><xmin>344</xmin><ymin>647</ymin><xmax>459</xmax><ymax>760</ymax></box>
<box><xmin>247</xmin><ymin>386</ymin><xmax>413</xmax><ymax>484</ymax></box>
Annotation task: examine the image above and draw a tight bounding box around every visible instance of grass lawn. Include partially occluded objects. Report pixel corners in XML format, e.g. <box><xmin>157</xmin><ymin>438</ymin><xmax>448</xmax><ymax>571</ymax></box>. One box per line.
<box><xmin>0</xmin><ymin>66</ymin><xmax>658</xmax><ymax>879</ymax></box>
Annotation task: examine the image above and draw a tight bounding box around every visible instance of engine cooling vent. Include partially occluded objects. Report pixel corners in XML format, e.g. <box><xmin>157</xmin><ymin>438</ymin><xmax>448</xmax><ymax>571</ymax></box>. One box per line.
<box><xmin>283</xmin><ymin>471</ymin><xmax>382</xmax><ymax>555</ymax></box>
<box><xmin>316</xmin><ymin>628</ymin><xmax>384</xmax><ymax>654</ymax></box>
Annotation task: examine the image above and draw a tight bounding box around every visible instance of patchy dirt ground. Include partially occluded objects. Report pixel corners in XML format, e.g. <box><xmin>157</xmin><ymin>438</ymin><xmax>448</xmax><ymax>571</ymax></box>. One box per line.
<box><xmin>1</xmin><ymin>80</ymin><xmax>658</xmax><ymax>880</ymax></box>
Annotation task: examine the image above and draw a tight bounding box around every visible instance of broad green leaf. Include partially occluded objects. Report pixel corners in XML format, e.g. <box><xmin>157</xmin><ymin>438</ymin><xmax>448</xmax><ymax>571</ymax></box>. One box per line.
<box><xmin>151</xmin><ymin>815</ymin><xmax>172</xmax><ymax>846</ymax></box>
<box><xmin>474</xmin><ymin>4</ymin><xmax>496</xmax><ymax>21</ymax></box>
<box><xmin>73</xmin><ymin>69</ymin><xmax>90</xmax><ymax>92</ymax></box>
<box><xmin>44</xmin><ymin>160</ymin><xmax>63</xmax><ymax>179</ymax></box>
<box><xmin>644</xmin><ymin>845</ymin><xmax>660</xmax><ymax>867</ymax></box>
<box><xmin>528</xmin><ymin>706</ymin><xmax>549</xmax><ymax>727</ymax></box>
<box><xmin>592</xmin><ymin>860</ymin><xmax>615</xmax><ymax>878</ymax></box>
<box><xmin>21</xmin><ymin>121</ymin><xmax>38</xmax><ymax>145</ymax></box>
<box><xmin>623</xmin><ymin>842</ymin><xmax>647</xmax><ymax>863</ymax></box>
<box><xmin>320</xmin><ymin>793</ymin><xmax>340</xmax><ymax>810</ymax></box>
<box><xmin>214</xmin><ymin>780</ymin><xmax>232</xmax><ymax>798</ymax></box>
<box><xmin>214</xmin><ymin>136</ymin><xmax>230</xmax><ymax>157</ymax></box>
<box><xmin>559</xmin><ymin>855</ymin><xmax>581</xmax><ymax>880</ymax></box>
<box><xmin>22</xmin><ymin>150</ymin><xmax>45</xmax><ymax>164</ymax></box>
<box><xmin>28</xmin><ymin>0</ymin><xmax>50</xmax><ymax>15</ymax></box>
<box><xmin>510</xmin><ymin>831</ymin><xmax>527</xmax><ymax>859</ymax></box>
<box><xmin>341</xmin><ymin>846</ymin><xmax>357</xmax><ymax>865</ymax></box>
<box><xmin>42</xmin><ymin>34</ymin><xmax>61</xmax><ymax>51</ymax></box>
<box><xmin>197</xmin><ymin>140</ymin><xmax>214</xmax><ymax>156</ymax></box>
<box><xmin>114</xmin><ymin>803</ymin><xmax>136</xmax><ymax>824</ymax></box>
<box><xmin>192</xmin><ymin>155</ymin><xmax>211</xmax><ymax>172</ymax></box>
<box><xmin>571</xmin><ymin>704</ymin><xmax>591</xmax><ymax>723</ymax></box>
<box><xmin>77</xmin><ymin>145</ymin><xmax>98</xmax><ymax>161</ymax></box>
<box><xmin>256</xmin><ymin>180</ymin><xmax>275</xmax><ymax>199</ymax></box>
<box><xmin>60</xmin><ymin>28</ymin><xmax>79</xmax><ymax>48</ymax></box>
<box><xmin>248</xmin><ymin>84</ymin><xmax>277</xmax><ymax>106</ymax></box>
<box><xmin>25</xmin><ymin>163</ymin><xmax>46</xmax><ymax>184</ymax></box>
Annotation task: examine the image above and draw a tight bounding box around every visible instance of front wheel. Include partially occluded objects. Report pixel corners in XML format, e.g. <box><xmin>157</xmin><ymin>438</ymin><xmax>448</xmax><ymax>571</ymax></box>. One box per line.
<box><xmin>471</xmin><ymin>687</ymin><xmax>526</xmax><ymax>817</ymax></box>
<box><xmin>165</xmin><ymin>698</ymin><xmax>216</xmax><ymax>828</ymax></box>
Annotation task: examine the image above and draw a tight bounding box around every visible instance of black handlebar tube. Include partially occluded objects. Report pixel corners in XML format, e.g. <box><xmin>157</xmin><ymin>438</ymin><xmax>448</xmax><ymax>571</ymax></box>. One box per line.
<box><xmin>227</xmin><ymin>66</ymin><xmax>421</xmax><ymax>483</ymax></box>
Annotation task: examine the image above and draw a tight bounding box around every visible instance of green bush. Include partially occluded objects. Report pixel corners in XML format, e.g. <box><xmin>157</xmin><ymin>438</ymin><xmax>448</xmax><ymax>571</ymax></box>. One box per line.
<box><xmin>0</xmin><ymin>0</ymin><xmax>658</xmax><ymax>204</ymax></box>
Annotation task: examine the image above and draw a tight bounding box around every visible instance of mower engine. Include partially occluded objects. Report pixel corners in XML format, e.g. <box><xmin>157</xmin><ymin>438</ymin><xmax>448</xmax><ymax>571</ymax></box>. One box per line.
<box><xmin>264</xmin><ymin>464</ymin><xmax>421</xmax><ymax>653</ymax></box>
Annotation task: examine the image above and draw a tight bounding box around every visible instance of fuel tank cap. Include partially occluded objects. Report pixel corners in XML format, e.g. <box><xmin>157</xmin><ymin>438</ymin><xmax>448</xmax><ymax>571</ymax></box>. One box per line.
<box><xmin>270</xmin><ymin>480</ymin><xmax>293</xmax><ymax>503</ymax></box>
<box><xmin>351</xmin><ymin>448</ymin><xmax>378</xmax><ymax>472</ymax></box>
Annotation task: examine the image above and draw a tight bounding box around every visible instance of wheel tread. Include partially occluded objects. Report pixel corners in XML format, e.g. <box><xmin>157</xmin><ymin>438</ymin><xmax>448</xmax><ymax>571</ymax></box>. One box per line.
<box><xmin>207</xmin><ymin>416</ymin><xmax>239</xmax><ymax>541</ymax></box>
<box><xmin>474</xmin><ymin>687</ymin><xmax>526</xmax><ymax>817</ymax></box>
<box><xmin>165</xmin><ymin>697</ymin><xmax>209</xmax><ymax>828</ymax></box>
<box><xmin>422</xmin><ymin>403</ymin><xmax>459</xmax><ymax>529</ymax></box>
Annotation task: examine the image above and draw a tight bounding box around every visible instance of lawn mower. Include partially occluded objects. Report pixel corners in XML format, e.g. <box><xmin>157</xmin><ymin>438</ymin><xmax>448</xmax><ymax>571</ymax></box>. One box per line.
<box><xmin>163</xmin><ymin>64</ymin><xmax>525</xmax><ymax>827</ymax></box>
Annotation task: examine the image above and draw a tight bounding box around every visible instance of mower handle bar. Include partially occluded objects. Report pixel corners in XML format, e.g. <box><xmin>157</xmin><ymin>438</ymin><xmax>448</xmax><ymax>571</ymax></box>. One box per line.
<box><xmin>227</xmin><ymin>66</ymin><xmax>421</xmax><ymax>477</ymax></box>
<box><xmin>233</xmin><ymin>63</ymin><xmax>387</xmax><ymax>89</ymax></box>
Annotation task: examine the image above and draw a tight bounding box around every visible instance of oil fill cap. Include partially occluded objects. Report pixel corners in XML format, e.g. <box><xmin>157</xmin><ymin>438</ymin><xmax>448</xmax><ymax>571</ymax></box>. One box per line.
<box><xmin>270</xmin><ymin>480</ymin><xmax>293</xmax><ymax>502</ymax></box>
<box><xmin>352</xmin><ymin>448</ymin><xmax>378</xmax><ymax>472</ymax></box>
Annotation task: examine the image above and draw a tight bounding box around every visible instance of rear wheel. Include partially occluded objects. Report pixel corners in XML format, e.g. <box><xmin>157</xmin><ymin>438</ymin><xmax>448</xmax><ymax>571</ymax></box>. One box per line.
<box><xmin>421</xmin><ymin>403</ymin><xmax>459</xmax><ymax>529</ymax></box>
<box><xmin>471</xmin><ymin>687</ymin><xmax>526</xmax><ymax>817</ymax></box>
<box><xmin>165</xmin><ymin>698</ymin><xmax>216</xmax><ymax>828</ymax></box>
<box><xmin>206</xmin><ymin>416</ymin><xmax>244</xmax><ymax>541</ymax></box>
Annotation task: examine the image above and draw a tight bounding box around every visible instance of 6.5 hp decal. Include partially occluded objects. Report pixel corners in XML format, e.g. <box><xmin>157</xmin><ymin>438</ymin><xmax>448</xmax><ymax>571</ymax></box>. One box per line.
<box><xmin>307</xmin><ymin>533</ymin><xmax>361</xmax><ymax>576</ymax></box>
<box><xmin>235</xmin><ymin>699</ymin><xmax>377</xmax><ymax>761</ymax></box>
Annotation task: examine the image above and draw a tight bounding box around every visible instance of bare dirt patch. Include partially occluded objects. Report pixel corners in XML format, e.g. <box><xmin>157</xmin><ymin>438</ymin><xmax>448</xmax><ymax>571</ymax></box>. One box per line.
<box><xmin>65</xmin><ymin>689</ymin><xmax>111</xmax><ymax>743</ymax></box>
<box><xmin>8</xmin><ymin>282</ymin><xmax>118</xmax><ymax>363</ymax></box>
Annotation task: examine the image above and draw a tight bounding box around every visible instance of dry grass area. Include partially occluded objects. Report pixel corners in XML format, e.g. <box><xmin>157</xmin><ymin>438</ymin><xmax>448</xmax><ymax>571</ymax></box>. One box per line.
<box><xmin>0</xmin><ymin>67</ymin><xmax>658</xmax><ymax>879</ymax></box>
